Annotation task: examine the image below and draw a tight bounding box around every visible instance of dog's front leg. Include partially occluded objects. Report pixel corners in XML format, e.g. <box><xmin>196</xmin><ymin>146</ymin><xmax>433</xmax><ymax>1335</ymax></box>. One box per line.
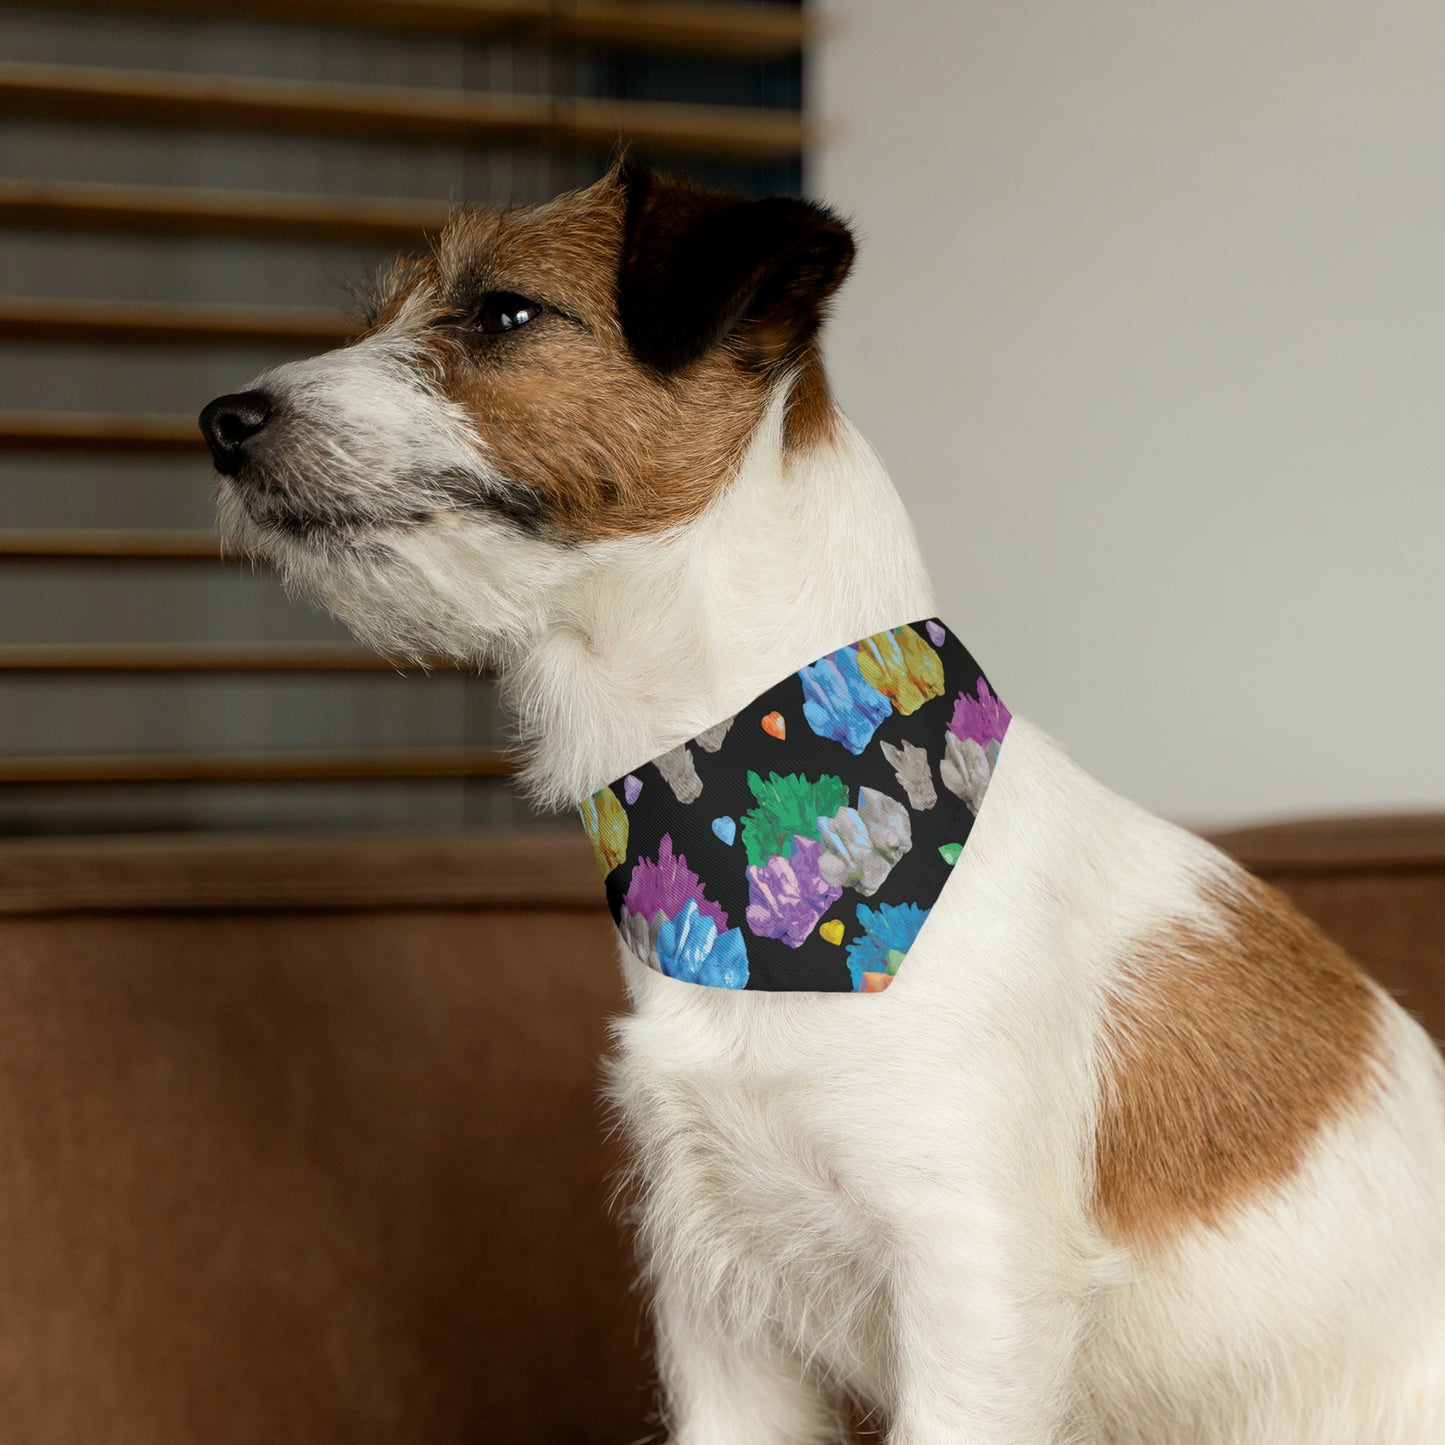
<box><xmin>881</xmin><ymin>1193</ymin><xmax>1095</xmax><ymax>1445</ymax></box>
<box><xmin>653</xmin><ymin>1273</ymin><xmax>844</xmax><ymax>1445</ymax></box>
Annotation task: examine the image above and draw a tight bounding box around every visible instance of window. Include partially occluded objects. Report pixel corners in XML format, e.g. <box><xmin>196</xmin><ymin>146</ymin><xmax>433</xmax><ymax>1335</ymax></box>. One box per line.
<box><xmin>0</xmin><ymin>0</ymin><xmax>808</xmax><ymax>834</ymax></box>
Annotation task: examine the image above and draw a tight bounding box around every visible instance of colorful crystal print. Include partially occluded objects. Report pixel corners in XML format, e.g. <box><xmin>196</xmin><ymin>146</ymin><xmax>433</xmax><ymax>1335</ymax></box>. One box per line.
<box><xmin>619</xmin><ymin>835</ymin><xmax>748</xmax><ymax>989</ymax></box>
<box><xmin>880</xmin><ymin>738</ymin><xmax>937</xmax><ymax>811</ymax></box>
<box><xmin>656</xmin><ymin>900</ymin><xmax>749</xmax><ymax>988</ymax></box>
<box><xmin>855</xmin><ymin>625</ymin><xmax>944</xmax><ymax>715</ymax></box>
<box><xmin>746</xmin><ymin>835</ymin><xmax>843</xmax><ymax>947</ymax></box>
<box><xmin>948</xmin><ymin>677</ymin><xmax>1011</xmax><ymax>747</ymax></box>
<box><xmin>846</xmin><ymin>901</ymin><xmax>931</xmax><ymax>992</ymax></box>
<box><xmin>798</xmin><ymin>645</ymin><xmax>892</xmax><ymax>754</ymax></box>
<box><xmin>941</xmin><ymin>678</ymin><xmax>1011</xmax><ymax>813</ymax></box>
<box><xmin>655</xmin><ymin>742</ymin><xmax>703</xmax><ymax>803</ymax></box>
<box><xmin>580</xmin><ymin>785</ymin><xmax>628</xmax><ymax>877</ymax></box>
<box><xmin>695</xmin><ymin>716</ymin><xmax>734</xmax><ymax>753</ymax></box>
<box><xmin>622</xmin><ymin>834</ymin><xmax>728</xmax><ymax>932</ymax></box>
<box><xmin>582</xmin><ymin>618</ymin><xmax>1004</xmax><ymax>992</ymax></box>
<box><xmin>739</xmin><ymin>770</ymin><xmax>849</xmax><ymax>869</ymax></box>
<box><xmin>816</xmin><ymin>787</ymin><xmax>912</xmax><ymax>896</ymax></box>
<box><xmin>941</xmin><ymin>734</ymin><xmax>1002</xmax><ymax>813</ymax></box>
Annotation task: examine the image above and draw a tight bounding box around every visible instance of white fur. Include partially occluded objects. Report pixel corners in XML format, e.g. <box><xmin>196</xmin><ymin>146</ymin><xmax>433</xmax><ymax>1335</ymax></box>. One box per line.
<box><xmin>219</xmin><ymin>346</ymin><xmax>1445</xmax><ymax>1443</ymax></box>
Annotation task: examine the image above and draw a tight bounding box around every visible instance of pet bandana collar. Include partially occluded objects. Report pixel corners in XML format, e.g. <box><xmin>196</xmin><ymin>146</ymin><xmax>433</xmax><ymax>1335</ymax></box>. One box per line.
<box><xmin>579</xmin><ymin>619</ymin><xmax>1009</xmax><ymax>993</ymax></box>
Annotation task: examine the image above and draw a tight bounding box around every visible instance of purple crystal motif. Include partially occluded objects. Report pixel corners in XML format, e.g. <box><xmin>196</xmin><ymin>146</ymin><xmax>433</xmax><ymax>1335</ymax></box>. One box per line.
<box><xmin>947</xmin><ymin>677</ymin><xmax>1011</xmax><ymax>746</ymax></box>
<box><xmin>623</xmin><ymin>834</ymin><xmax>729</xmax><ymax>931</ymax></box>
<box><xmin>925</xmin><ymin>620</ymin><xmax>946</xmax><ymax>647</ymax></box>
<box><xmin>623</xmin><ymin>774</ymin><xmax>643</xmax><ymax>805</ymax></box>
<box><xmin>745</xmin><ymin>835</ymin><xmax>843</xmax><ymax>948</ymax></box>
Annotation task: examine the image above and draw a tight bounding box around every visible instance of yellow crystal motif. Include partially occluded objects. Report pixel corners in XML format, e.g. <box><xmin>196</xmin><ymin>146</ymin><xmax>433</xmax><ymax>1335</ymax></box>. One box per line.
<box><xmin>856</xmin><ymin>625</ymin><xmax>944</xmax><ymax>715</ymax></box>
<box><xmin>580</xmin><ymin>785</ymin><xmax>629</xmax><ymax>877</ymax></box>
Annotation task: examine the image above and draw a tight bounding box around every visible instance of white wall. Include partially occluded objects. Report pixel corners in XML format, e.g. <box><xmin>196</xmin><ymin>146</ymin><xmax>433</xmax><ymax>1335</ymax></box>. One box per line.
<box><xmin>813</xmin><ymin>1</ymin><xmax>1445</xmax><ymax>827</ymax></box>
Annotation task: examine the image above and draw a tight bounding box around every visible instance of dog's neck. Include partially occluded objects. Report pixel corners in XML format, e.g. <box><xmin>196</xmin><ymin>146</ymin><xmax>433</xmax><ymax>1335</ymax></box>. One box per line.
<box><xmin>504</xmin><ymin>393</ymin><xmax>937</xmax><ymax>809</ymax></box>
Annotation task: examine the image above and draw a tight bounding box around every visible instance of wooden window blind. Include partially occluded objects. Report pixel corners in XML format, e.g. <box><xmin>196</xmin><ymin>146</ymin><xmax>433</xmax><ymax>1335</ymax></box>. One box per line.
<box><xmin>0</xmin><ymin>0</ymin><xmax>809</xmax><ymax>834</ymax></box>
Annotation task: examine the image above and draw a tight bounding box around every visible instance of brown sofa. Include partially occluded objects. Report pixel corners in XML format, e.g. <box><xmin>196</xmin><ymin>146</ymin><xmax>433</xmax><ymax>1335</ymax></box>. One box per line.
<box><xmin>0</xmin><ymin>818</ymin><xmax>1440</xmax><ymax>1443</ymax></box>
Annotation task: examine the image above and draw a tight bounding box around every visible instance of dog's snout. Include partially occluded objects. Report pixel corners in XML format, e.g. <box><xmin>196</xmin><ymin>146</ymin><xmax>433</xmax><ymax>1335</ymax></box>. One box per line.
<box><xmin>199</xmin><ymin>390</ymin><xmax>273</xmax><ymax>475</ymax></box>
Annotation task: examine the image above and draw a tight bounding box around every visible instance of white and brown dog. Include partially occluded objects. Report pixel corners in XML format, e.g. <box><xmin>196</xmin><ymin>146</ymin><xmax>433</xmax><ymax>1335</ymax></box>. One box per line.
<box><xmin>200</xmin><ymin>164</ymin><xmax>1445</xmax><ymax>1444</ymax></box>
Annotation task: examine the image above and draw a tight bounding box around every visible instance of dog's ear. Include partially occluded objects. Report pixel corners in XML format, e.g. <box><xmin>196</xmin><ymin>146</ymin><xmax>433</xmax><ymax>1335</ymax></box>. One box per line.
<box><xmin>617</xmin><ymin>162</ymin><xmax>855</xmax><ymax>374</ymax></box>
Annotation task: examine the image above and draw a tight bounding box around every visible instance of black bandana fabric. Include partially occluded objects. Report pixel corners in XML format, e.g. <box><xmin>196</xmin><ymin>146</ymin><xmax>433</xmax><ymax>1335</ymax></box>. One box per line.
<box><xmin>579</xmin><ymin>619</ymin><xmax>1010</xmax><ymax>993</ymax></box>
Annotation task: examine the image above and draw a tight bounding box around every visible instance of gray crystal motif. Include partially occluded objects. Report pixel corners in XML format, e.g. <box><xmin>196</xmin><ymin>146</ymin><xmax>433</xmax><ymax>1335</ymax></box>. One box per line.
<box><xmin>880</xmin><ymin>738</ymin><xmax>937</xmax><ymax>810</ymax></box>
<box><xmin>816</xmin><ymin>787</ymin><xmax>913</xmax><ymax>896</ymax></box>
<box><xmin>694</xmin><ymin>715</ymin><xmax>735</xmax><ymax>753</ymax></box>
<box><xmin>940</xmin><ymin>734</ymin><xmax>1001</xmax><ymax>814</ymax></box>
<box><xmin>655</xmin><ymin>742</ymin><xmax>704</xmax><ymax>803</ymax></box>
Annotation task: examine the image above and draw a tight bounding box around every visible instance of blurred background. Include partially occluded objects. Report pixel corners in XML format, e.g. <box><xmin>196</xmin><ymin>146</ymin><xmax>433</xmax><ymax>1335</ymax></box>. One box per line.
<box><xmin>1</xmin><ymin>0</ymin><xmax>1441</xmax><ymax>837</ymax></box>
<box><xmin>820</xmin><ymin>1</ymin><xmax>1445</xmax><ymax>826</ymax></box>
<box><xmin>0</xmin><ymin>0</ymin><xmax>802</xmax><ymax>837</ymax></box>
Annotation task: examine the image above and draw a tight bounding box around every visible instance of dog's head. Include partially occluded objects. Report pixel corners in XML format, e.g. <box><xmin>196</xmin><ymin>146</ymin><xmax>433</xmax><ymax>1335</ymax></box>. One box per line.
<box><xmin>200</xmin><ymin>163</ymin><xmax>854</xmax><ymax>662</ymax></box>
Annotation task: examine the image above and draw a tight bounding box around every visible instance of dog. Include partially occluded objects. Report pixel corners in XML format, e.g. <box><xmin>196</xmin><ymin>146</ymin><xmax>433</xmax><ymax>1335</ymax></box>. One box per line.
<box><xmin>200</xmin><ymin>162</ymin><xmax>1445</xmax><ymax>1444</ymax></box>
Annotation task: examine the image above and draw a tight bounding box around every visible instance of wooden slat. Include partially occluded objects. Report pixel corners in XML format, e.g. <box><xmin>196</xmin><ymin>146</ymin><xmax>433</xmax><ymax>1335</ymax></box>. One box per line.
<box><xmin>0</xmin><ymin>529</ymin><xmax>227</xmax><ymax>561</ymax></box>
<box><xmin>0</xmin><ymin>0</ymin><xmax>810</xmax><ymax>58</ymax></box>
<box><xmin>0</xmin><ymin>179</ymin><xmax>448</xmax><ymax>245</ymax></box>
<box><xmin>0</xmin><ymin>744</ymin><xmax>512</xmax><ymax>783</ymax></box>
<box><xmin>0</xmin><ymin>296</ymin><xmax>353</xmax><ymax>348</ymax></box>
<box><xmin>0</xmin><ymin>62</ymin><xmax>811</xmax><ymax>161</ymax></box>
<box><xmin>0</xmin><ymin>412</ymin><xmax>202</xmax><ymax>452</ymax></box>
<box><xmin>542</xmin><ymin>0</ymin><xmax>810</xmax><ymax>58</ymax></box>
<box><xmin>0</xmin><ymin>832</ymin><xmax>603</xmax><ymax>916</ymax></box>
<box><xmin>0</xmin><ymin>643</ymin><xmax>416</xmax><ymax>672</ymax></box>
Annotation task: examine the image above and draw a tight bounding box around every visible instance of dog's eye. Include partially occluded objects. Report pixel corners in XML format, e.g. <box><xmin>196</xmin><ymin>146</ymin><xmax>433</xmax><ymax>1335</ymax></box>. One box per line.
<box><xmin>472</xmin><ymin>291</ymin><xmax>543</xmax><ymax>334</ymax></box>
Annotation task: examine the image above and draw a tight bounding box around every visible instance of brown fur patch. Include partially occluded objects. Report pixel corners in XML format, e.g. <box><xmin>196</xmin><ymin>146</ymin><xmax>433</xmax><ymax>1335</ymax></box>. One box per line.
<box><xmin>436</xmin><ymin>185</ymin><xmax>768</xmax><ymax>540</ymax></box>
<box><xmin>1093</xmin><ymin>872</ymin><xmax>1382</xmax><ymax>1247</ymax></box>
<box><xmin>782</xmin><ymin>343</ymin><xmax>840</xmax><ymax>454</ymax></box>
<box><xmin>365</xmin><ymin>172</ymin><xmax>840</xmax><ymax>542</ymax></box>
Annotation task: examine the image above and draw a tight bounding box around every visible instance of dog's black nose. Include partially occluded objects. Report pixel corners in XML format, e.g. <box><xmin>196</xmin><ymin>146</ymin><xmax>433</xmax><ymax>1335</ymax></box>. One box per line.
<box><xmin>199</xmin><ymin>390</ymin><xmax>272</xmax><ymax>475</ymax></box>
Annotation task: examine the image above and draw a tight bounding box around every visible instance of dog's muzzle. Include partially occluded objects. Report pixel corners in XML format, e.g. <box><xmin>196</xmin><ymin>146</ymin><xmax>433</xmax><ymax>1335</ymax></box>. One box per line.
<box><xmin>199</xmin><ymin>390</ymin><xmax>273</xmax><ymax>476</ymax></box>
